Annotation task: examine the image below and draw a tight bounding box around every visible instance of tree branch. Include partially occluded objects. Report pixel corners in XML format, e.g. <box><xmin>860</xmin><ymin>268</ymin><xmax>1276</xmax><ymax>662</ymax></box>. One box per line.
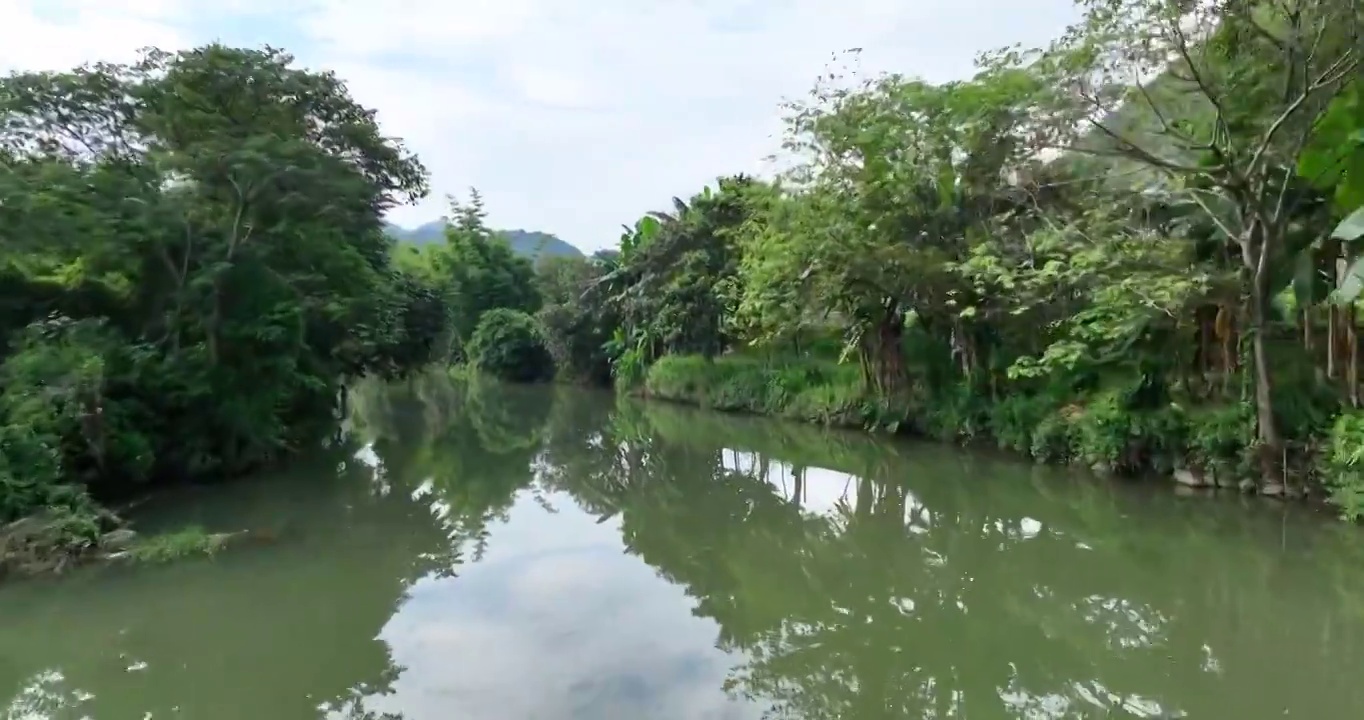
<box><xmin>1248</xmin><ymin>51</ymin><xmax>1360</xmax><ymax>177</ymax></box>
<box><xmin>1186</xmin><ymin>187</ymin><xmax>1242</xmax><ymax>243</ymax></box>
<box><xmin>1131</xmin><ymin>70</ymin><xmax>1212</xmax><ymax>153</ymax></box>
<box><xmin>1076</xmin><ymin>117</ymin><xmax>1214</xmax><ymax>175</ymax></box>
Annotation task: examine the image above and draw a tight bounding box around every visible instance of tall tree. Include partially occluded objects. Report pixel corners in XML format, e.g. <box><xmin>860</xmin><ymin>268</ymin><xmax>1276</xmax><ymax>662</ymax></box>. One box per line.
<box><xmin>0</xmin><ymin>44</ymin><xmax>430</xmax><ymax>527</ymax></box>
<box><xmin>432</xmin><ymin>189</ymin><xmax>541</xmax><ymax>359</ymax></box>
<box><xmin>997</xmin><ymin>0</ymin><xmax>1363</xmax><ymax>488</ymax></box>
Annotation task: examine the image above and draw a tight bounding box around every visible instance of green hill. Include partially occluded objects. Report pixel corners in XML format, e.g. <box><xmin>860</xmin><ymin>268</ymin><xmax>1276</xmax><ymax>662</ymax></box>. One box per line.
<box><xmin>384</xmin><ymin>221</ymin><xmax>583</xmax><ymax>260</ymax></box>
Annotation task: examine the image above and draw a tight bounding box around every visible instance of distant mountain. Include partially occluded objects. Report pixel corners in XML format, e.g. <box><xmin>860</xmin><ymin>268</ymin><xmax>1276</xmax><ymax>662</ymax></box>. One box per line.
<box><xmin>501</xmin><ymin>229</ymin><xmax>583</xmax><ymax>260</ymax></box>
<box><xmin>385</xmin><ymin>220</ymin><xmax>446</xmax><ymax>246</ymax></box>
<box><xmin>384</xmin><ymin>221</ymin><xmax>583</xmax><ymax>260</ymax></box>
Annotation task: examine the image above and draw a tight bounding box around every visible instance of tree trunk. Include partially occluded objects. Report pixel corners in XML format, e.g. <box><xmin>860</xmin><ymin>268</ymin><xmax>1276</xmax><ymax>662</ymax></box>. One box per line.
<box><xmin>1329</xmin><ymin>303</ymin><xmax>1339</xmax><ymax>379</ymax></box>
<box><xmin>1243</xmin><ymin>227</ymin><xmax>1285</xmax><ymax>489</ymax></box>
<box><xmin>1350</xmin><ymin>302</ymin><xmax>1360</xmax><ymax>407</ymax></box>
<box><xmin>1249</xmin><ymin>305</ymin><xmax>1283</xmax><ymax>482</ymax></box>
<box><xmin>873</xmin><ymin>312</ymin><xmax>907</xmax><ymax>396</ymax></box>
<box><xmin>1195</xmin><ymin>305</ymin><xmax>1214</xmax><ymax>387</ymax></box>
<box><xmin>1219</xmin><ymin>304</ymin><xmax>1237</xmax><ymax>397</ymax></box>
<box><xmin>1329</xmin><ymin>243</ymin><xmax>1347</xmax><ymax>380</ymax></box>
<box><xmin>857</xmin><ymin>304</ymin><xmax>907</xmax><ymax>397</ymax></box>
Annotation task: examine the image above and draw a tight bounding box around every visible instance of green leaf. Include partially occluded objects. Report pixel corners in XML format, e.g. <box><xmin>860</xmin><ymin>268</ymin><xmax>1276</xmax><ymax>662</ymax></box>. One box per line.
<box><xmin>1332</xmin><ymin>207</ymin><xmax>1364</xmax><ymax>242</ymax></box>
<box><xmin>636</xmin><ymin>215</ymin><xmax>661</xmax><ymax>244</ymax></box>
<box><xmin>1337</xmin><ymin>256</ymin><xmax>1364</xmax><ymax>305</ymax></box>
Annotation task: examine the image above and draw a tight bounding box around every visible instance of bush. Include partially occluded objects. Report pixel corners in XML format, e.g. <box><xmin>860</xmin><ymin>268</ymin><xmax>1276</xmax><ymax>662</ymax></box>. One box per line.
<box><xmin>467</xmin><ymin>309</ymin><xmax>555</xmax><ymax>383</ymax></box>
<box><xmin>1323</xmin><ymin>411</ymin><xmax>1364</xmax><ymax>520</ymax></box>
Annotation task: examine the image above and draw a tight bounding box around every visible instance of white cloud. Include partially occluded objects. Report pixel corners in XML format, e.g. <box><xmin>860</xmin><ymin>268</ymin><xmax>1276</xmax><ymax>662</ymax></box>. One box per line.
<box><xmin>300</xmin><ymin>0</ymin><xmax>540</xmax><ymax>55</ymax></box>
<box><xmin>0</xmin><ymin>0</ymin><xmax>1081</xmax><ymax>251</ymax></box>
<box><xmin>365</xmin><ymin>491</ymin><xmax>754</xmax><ymax>719</ymax></box>
<box><xmin>0</xmin><ymin>0</ymin><xmax>183</xmax><ymax>69</ymax></box>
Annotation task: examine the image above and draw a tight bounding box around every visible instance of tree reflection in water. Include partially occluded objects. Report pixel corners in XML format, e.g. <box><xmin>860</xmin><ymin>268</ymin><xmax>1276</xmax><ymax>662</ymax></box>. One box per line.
<box><xmin>6</xmin><ymin>376</ymin><xmax>1364</xmax><ymax>719</ymax></box>
<box><xmin>0</xmin><ymin>372</ymin><xmax>552</xmax><ymax>720</ymax></box>
<box><xmin>544</xmin><ymin>396</ymin><xmax>1364</xmax><ymax>720</ymax></box>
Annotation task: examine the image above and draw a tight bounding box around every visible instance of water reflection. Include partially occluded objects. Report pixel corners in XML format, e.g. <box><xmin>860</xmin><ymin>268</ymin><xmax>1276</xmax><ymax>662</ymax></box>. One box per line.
<box><xmin>3</xmin><ymin>372</ymin><xmax>1364</xmax><ymax>719</ymax></box>
<box><xmin>0</xmin><ymin>437</ymin><xmax>450</xmax><ymax>719</ymax></box>
<box><xmin>541</xmin><ymin>397</ymin><xmax>1364</xmax><ymax>720</ymax></box>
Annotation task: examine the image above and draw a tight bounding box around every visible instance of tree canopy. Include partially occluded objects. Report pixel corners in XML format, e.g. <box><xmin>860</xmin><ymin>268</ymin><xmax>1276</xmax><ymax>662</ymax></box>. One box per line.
<box><xmin>534</xmin><ymin>1</ymin><xmax>1364</xmax><ymax>515</ymax></box>
<box><xmin>0</xmin><ymin>45</ymin><xmax>442</xmax><ymax>560</ymax></box>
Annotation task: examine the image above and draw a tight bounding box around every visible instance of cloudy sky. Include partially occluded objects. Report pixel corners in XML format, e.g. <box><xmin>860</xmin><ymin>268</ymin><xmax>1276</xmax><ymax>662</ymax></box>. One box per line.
<box><xmin>1</xmin><ymin>0</ymin><xmax>1080</xmax><ymax>252</ymax></box>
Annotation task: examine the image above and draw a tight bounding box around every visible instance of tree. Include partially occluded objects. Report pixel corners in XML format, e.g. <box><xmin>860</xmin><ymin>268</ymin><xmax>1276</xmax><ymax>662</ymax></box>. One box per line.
<box><xmin>533</xmin><ymin>254</ymin><xmax>597</xmax><ymax>307</ymax></box>
<box><xmin>996</xmin><ymin>0</ymin><xmax>1362</xmax><ymax>488</ymax></box>
<box><xmin>599</xmin><ymin>175</ymin><xmax>768</xmax><ymax>379</ymax></box>
<box><xmin>741</xmin><ymin>59</ymin><xmax>1040</xmax><ymax>394</ymax></box>
<box><xmin>535</xmin><ymin>255</ymin><xmax>617</xmax><ymax>386</ymax></box>
<box><xmin>467</xmin><ymin>308</ymin><xmax>555</xmax><ymax>383</ymax></box>
<box><xmin>434</xmin><ymin>189</ymin><xmax>540</xmax><ymax>358</ymax></box>
<box><xmin>0</xmin><ymin>43</ymin><xmax>430</xmax><ymax>527</ymax></box>
<box><xmin>1300</xmin><ymin>78</ymin><xmax>1364</xmax><ymax>214</ymax></box>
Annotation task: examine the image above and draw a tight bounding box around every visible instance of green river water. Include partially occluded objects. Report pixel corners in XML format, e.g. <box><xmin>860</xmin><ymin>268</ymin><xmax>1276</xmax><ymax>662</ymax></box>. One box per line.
<box><xmin>4</xmin><ymin>373</ymin><xmax>1364</xmax><ymax>719</ymax></box>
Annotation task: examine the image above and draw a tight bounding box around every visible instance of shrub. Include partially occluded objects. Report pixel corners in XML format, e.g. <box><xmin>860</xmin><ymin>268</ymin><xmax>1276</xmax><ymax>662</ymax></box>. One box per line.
<box><xmin>643</xmin><ymin>354</ymin><xmax>895</xmax><ymax>429</ymax></box>
<box><xmin>1323</xmin><ymin>411</ymin><xmax>1364</xmax><ymax>520</ymax></box>
<box><xmin>467</xmin><ymin>309</ymin><xmax>555</xmax><ymax>383</ymax></box>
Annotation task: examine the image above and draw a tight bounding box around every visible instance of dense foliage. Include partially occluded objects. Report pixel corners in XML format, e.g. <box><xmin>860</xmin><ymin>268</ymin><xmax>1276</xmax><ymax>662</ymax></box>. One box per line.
<box><xmin>467</xmin><ymin>308</ymin><xmax>555</xmax><ymax>383</ymax></box>
<box><xmin>534</xmin><ymin>1</ymin><xmax>1364</xmax><ymax>517</ymax></box>
<box><xmin>0</xmin><ymin>45</ymin><xmax>451</xmax><ymax>563</ymax></box>
<box><xmin>391</xmin><ymin>190</ymin><xmax>542</xmax><ymax>363</ymax></box>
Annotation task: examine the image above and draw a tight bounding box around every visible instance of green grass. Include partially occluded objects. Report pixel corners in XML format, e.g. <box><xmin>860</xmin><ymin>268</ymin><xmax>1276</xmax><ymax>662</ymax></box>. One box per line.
<box><xmin>637</xmin><ymin>353</ymin><xmax>1266</xmax><ymax>495</ymax></box>
<box><xmin>126</xmin><ymin>526</ymin><xmax>230</xmax><ymax>563</ymax></box>
<box><xmin>643</xmin><ymin>354</ymin><xmax>909</xmax><ymax>430</ymax></box>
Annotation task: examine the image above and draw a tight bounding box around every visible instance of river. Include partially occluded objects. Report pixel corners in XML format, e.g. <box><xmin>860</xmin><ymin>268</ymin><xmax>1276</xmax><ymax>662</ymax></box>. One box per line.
<box><xmin>3</xmin><ymin>372</ymin><xmax>1364</xmax><ymax>719</ymax></box>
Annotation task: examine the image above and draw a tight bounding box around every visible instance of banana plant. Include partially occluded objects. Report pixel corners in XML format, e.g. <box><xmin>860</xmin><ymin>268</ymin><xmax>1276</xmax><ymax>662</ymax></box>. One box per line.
<box><xmin>617</xmin><ymin>215</ymin><xmax>661</xmax><ymax>264</ymax></box>
<box><xmin>1291</xmin><ymin>77</ymin><xmax>1363</xmax><ymax>307</ymax></box>
<box><xmin>1332</xmin><ymin>207</ymin><xmax>1364</xmax><ymax>303</ymax></box>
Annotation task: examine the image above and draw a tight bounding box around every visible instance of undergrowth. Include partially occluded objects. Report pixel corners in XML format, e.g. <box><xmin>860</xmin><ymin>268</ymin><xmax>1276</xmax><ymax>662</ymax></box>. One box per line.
<box><xmin>644</xmin><ymin>354</ymin><xmax>908</xmax><ymax>430</ymax></box>
<box><xmin>643</xmin><ymin>353</ymin><xmax>1364</xmax><ymax>518</ymax></box>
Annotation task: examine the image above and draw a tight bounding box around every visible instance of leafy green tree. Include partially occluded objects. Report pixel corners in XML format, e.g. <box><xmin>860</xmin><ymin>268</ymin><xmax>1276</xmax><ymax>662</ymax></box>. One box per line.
<box><xmin>0</xmin><ymin>44</ymin><xmax>431</xmax><ymax>532</ymax></box>
<box><xmin>433</xmin><ymin>190</ymin><xmax>540</xmax><ymax>358</ymax></box>
<box><xmin>536</xmin><ymin>254</ymin><xmax>618</xmax><ymax>385</ymax></box>
<box><xmin>546</xmin><ymin>3</ymin><xmax>1364</xmax><ymax>510</ymax></box>
<box><xmin>738</xmin><ymin>62</ymin><xmax>1039</xmax><ymax>394</ymax></box>
<box><xmin>365</xmin><ymin>269</ymin><xmax>452</xmax><ymax>379</ymax></box>
<box><xmin>467</xmin><ymin>308</ymin><xmax>555</xmax><ymax>383</ymax></box>
<box><xmin>533</xmin><ymin>254</ymin><xmax>597</xmax><ymax>307</ymax></box>
<box><xmin>599</xmin><ymin>175</ymin><xmax>770</xmax><ymax>378</ymax></box>
<box><xmin>999</xmin><ymin>0</ymin><xmax>1362</xmax><ymax>487</ymax></box>
<box><xmin>1300</xmin><ymin>78</ymin><xmax>1364</xmax><ymax>214</ymax></box>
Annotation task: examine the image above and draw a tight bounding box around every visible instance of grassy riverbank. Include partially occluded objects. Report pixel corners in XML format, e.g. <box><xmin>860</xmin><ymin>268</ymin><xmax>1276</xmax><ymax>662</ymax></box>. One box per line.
<box><xmin>640</xmin><ymin>353</ymin><xmax>1364</xmax><ymax>515</ymax></box>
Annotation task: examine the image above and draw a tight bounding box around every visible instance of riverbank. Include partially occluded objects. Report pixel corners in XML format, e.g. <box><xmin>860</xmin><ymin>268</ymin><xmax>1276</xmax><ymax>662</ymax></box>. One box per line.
<box><xmin>639</xmin><ymin>354</ymin><xmax>1364</xmax><ymax>517</ymax></box>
